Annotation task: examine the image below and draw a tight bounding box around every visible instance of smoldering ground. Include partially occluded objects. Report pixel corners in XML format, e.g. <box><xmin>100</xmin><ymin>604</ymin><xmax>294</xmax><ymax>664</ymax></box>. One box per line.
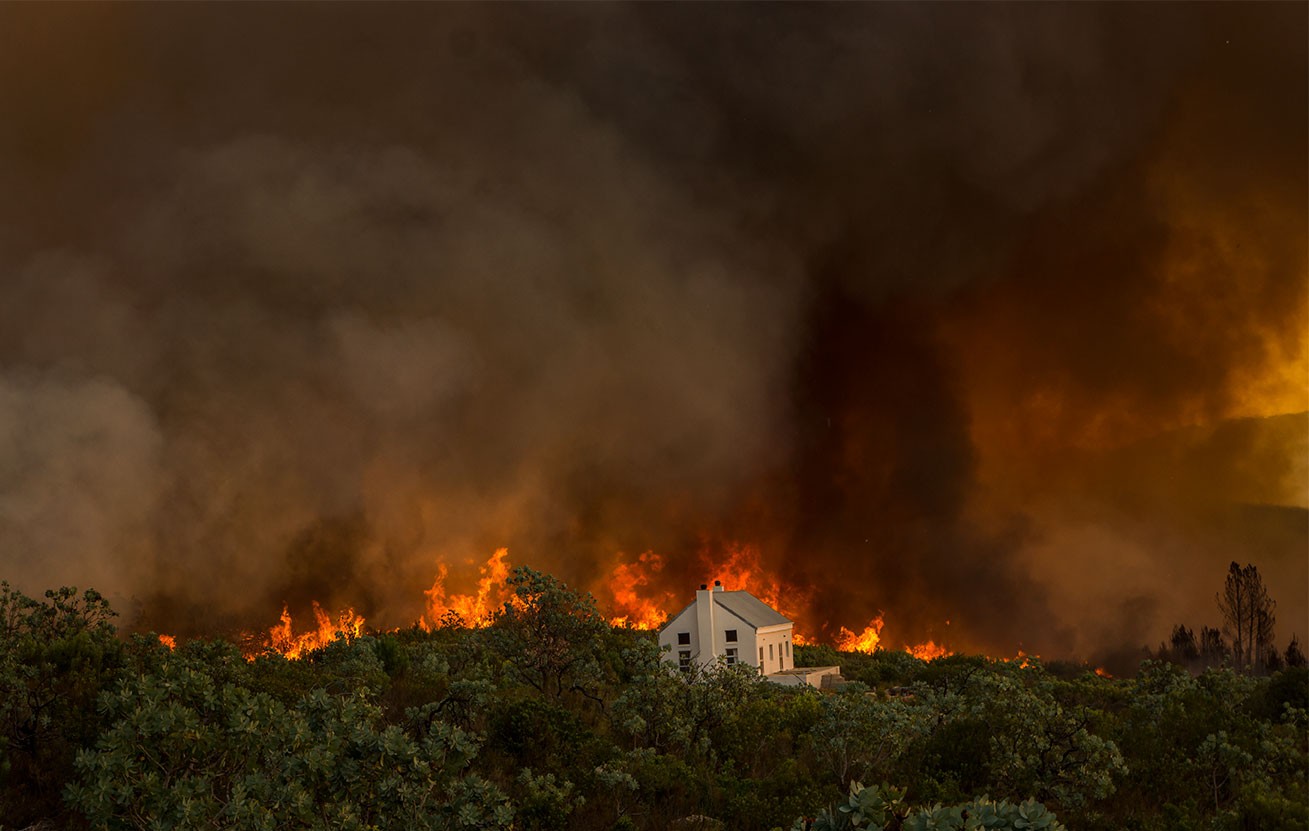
<box><xmin>0</xmin><ymin>4</ymin><xmax>1304</xmax><ymax>665</ymax></box>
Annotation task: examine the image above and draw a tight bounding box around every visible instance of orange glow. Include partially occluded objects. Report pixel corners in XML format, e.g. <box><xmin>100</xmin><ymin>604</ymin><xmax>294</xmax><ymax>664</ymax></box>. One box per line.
<box><xmin>239</xmin><ymin>540</ymin><xmax>1028</xmax><ymax>662</ymax></box>
<box><xmin>259</xmin><ymin>602</ymin><xmax>365</xmax><ymax>660</ymax></box>
<box><xmin>423</xmin><ymin>547</ymin><xmax>512</xmax><ymax>628</ymax></box>
<box><xmin>835</xmin><ymin>616</ymin><xmax>885</xmax><ymax>653</ymax></box>
<box><xmin>1094</xmin><ymin>666</ymin><xmax>1113</xmax><ymax>678</ymax></box>
<box><xmin>703</xmin><ymin>541</ymin><xmax>812</xmax><ymax>628</ymax></box>
<box><xmin>606</xmin><ymin>551</ymin><xmax>673</xmax><ymax>629</ymax></box>
<box><xmin>158</xmin><ymin>634</ymin><xmax>176</xmax><ymax>650</ymax></box>
<box><xmin>905</xmin><ymin>640</ymin><xmax>950</xmax><ymax>661</ymax></box>
<box><xmin>1014</xmin><ymin>649</ymin><xmax>1039</xmax><ymax>669</ymax></box>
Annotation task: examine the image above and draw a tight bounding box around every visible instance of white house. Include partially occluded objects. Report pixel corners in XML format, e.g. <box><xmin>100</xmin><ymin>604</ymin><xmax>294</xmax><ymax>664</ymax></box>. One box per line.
<box><xmin>658</xmin><ymin>581</ymin><xmax>796</xmax><ymax>675</ymax></box>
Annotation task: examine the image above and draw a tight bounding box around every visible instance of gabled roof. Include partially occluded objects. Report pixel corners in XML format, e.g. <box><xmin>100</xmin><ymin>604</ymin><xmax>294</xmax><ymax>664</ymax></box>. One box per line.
<box><xmin>660</xmin><ymin>589</ymin><xmax>792</xmax><ymax>633</ymax></box>
<box><xmin>715</xmin><ymin>590</ymin><xmax>791</xmax><ymax>628</ymax></box>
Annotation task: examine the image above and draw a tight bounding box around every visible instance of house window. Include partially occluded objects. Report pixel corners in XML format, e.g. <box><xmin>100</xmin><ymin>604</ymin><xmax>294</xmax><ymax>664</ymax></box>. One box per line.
<box><xmin>786</xmin><ymin>641</ymin><xmax>791</xmax><ymax>658</ymax></box>
<box><xmin>769</xmin><ymin>643</ymin><xmax>774</xmax><ymax>660</ymax></box>
<box><xmin>678</xmin><ymin>650</ymin><xmax>692</xmax><ymax>673</ymax></box>
<box><xmin>725</xmin><ymin>629</ymin><xmax>737</xmax><ymax>643</ymax></box>
<box><xmin>759</xmin><ymin>646</ymin><xmax>764</xmax><ymax>664</ymax></box>
<box><xmin>677</xmin><ymin>632</ymin><xmax>690</xmax><ymax>645</ymax></box>
<box><xmin>725</xmin><ymin>648</ymin><xmax>737</xmax><ymax>665</ymax></box>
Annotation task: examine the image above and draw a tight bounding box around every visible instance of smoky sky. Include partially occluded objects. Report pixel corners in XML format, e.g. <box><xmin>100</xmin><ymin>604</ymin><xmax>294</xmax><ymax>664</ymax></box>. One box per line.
<box><xmin>0</xmin><ymin>3</ymin><xmax>1304</xmax><ymax>665</ymax></box>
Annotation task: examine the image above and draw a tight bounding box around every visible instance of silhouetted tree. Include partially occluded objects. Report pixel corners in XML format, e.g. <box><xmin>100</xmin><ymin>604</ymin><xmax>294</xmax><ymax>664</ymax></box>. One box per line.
<box><xmin>1199</xmin><ymin>626</ymin><xmax>1228</xmax><ymax>666</ymax></box>
<box><xmin>1216</xmin><ymin>562</ymin><xmax>1276</xmax><ymax>674</ymax></box>
<box><xmin>1286</xmin><ymin>634</ymin><xmax>1307</xmax><ymax>669</ymax></box>
<box><xmin>1169</xmin><ymin>624</ymin><xmax>1199</xmax><ymax>663</ymax></box>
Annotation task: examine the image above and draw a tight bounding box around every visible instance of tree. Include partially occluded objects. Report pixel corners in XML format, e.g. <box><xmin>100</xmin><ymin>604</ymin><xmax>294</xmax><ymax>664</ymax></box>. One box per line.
<box><xmin>488</xmin><ymin>567</ymin><xmax>611</xmax><ymax>703</ymax></box>
<box><xmin>1285</xmin><ymin>635</ymin><xmax>1307</xmax><ymax>669</ymax></box>
<box><xmin>810</xmin><ymin>689</ymin><xmax>919</xmax><ymax>786</ymax></box>
<box><xmin>0</xmin><ymin>583</ymin><xmax>123</xmax><ymax>826</ymax></box>
<box><xmin>1216</xmin><ymin>563</ymin><xmax>1276</xmax><ymax>674</ymax></box>
<box><xmin>67</xmin><ymin>641</ymin><xmax>513</xmax><ymax>830</ymax></box>
<box><xmin>1164</xmin><ymin>624</ymin><xmax>1199</xmax><ymax>665</ymax></box>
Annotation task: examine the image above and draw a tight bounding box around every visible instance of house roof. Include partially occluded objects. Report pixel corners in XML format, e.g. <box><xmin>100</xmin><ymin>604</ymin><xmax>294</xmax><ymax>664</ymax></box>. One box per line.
<box><xmin>662</xmin><ymin>589</ymin><xmax>792</xmax><ymax>632</ymax></box>
<box><xmin>715</xmin><ymin>590</ymin><xmax>791</xmax><ymax>628</ymax></box>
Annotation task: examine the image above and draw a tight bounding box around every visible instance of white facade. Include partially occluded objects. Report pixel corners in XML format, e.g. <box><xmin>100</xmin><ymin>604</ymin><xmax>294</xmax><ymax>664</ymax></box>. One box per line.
<box><xmin>658</xmin><ymin>583</ymin><xmax>796</xmax><ymax>675</ymax></box>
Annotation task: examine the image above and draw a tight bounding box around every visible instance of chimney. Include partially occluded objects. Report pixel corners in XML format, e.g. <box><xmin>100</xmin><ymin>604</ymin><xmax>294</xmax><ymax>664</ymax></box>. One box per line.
<box><xmin>713</xmin><ymin>580</ymin><xmax>724</xmax><ymax>592</ymax></box>
<box><xmin>695</xmin><ymin>582</ymin><xmax>715</xmax><ymax>666</ymax></box>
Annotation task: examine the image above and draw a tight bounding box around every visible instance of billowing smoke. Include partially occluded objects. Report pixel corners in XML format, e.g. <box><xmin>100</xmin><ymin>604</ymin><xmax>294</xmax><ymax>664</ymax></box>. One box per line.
<box><xmin>0</xmin><ymin>4</ymin><xmax>1303</xmax><ymax>666</ymax></box>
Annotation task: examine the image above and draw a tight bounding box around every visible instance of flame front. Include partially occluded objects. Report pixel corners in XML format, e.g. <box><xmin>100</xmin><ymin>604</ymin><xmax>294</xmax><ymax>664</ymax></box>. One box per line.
<box><xmin>260</xmin><ymin>602</ymin><xmax>365</xmax><ymax>660</ymax></box>
<box><xmin>835</xmin><ymin>616</ymin><xmax>885</xmax><ymax>653</ymax></box>
<box><xmin>241</xmin><ymin>541</ymin><xmax>1042</xmax><ymax>663</ymax></box>
<box><xmin>423</xmin><ymin>547</ymin><xmax>512</xmax><ymax>628</ymax></box>
<box><xmin>606</xmin><ymin>551</ymin><xmax>673</xmax><ymax>629</ymax></box>
<box><xmin>704</xmin><ymin>542</ymin><xmax>813</xmax><ymax>626</ymax></box>
<box><xmin>905</xmin><ymin>640</ymin><xmax>950</xmax><ymax>661</ymax></box>
<box><xmin>158</xmin><ymin>634</ymin><xmax>176</xmax><ymax>651</ymax></box>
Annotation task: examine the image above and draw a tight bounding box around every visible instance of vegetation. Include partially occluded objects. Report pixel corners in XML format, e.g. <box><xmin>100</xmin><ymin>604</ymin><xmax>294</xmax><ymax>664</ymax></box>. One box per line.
<box><xmin>1</xmin><ymin>569</ymin><xmax>1305</xmax><ymax>830</ymax></box>
<box><xmin>1216</xmin><ymin>562</ymin><xmax>1278</xmax><ymax>675</ymax></box>
<box><xmin>1155</xmin><ymin>563</ymin><xmax>1304</xmax><ymax>677</ymax></box>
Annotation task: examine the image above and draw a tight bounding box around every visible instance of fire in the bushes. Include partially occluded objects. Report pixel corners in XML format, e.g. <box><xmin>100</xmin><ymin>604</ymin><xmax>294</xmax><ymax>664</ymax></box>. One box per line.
<box><xmin>244</xmin><ymin>545</ymin><xmax>959</xmax><ymax>661</ymax></box>
<box><xmin>262</xmin><ymin>603</ymin><xmax>367</xmax><ymax>661</ymax></box>
<box><xmin>422</xmin><ymin>546</ymin><xmax>512</xmax><ymax>628</ymax></box>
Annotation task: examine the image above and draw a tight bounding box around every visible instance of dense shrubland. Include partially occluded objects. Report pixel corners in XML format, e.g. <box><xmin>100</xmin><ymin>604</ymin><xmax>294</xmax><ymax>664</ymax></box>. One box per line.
<box><xmin>1</xmin><ymin>571</ymin><xmax>1305</xmax><ymax>831</ymax></box>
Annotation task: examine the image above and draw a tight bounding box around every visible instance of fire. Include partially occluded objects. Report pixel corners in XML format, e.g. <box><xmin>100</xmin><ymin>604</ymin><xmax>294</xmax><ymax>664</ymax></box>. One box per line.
<box><xmin>234</xmin><ymin>540</ymin><xmax>1029</xmax><ymax>664</ymax></box>
<box><xmin>1094</xmin><ymin>666</ymin><xmax>1113</xmax><ymax>678</ymax></box>
<box><xmin>158</xmin><ymin>634</ymin><xmax>176</xmax><ymax>650</ymax></box>
<box><xmin>606</xmin><ymin>551</ymin><xmax>673</xmax><ymax>629</ymax></box>
<box><xmin>704</xmin><ymin>541</ymin><xmax>811</xmax><ymax>626</ymax></box>
<box><xmin>905</xmin><ymin>640</ymin><xmax>950</xmax><ymax>661</ymax></box>
<box><xmin>423</xmin><ymin>547</ymin><xmax>512</xmax><ymax>628</ymax></box>
<box><xmin>260</xmin><ymin>602</ymin><xmax>365</xmax><ymax>660</ymax></box>
<box><xmin>835</xmin><ymin>616</ymin><xmax>885</xmax><ymax>653</ymax></box>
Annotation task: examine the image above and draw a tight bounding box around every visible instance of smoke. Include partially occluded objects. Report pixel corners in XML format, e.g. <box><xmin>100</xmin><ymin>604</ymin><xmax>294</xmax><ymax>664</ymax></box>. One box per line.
<box><xmin>0</xmin><ymin>4</ymin><xmax>1303</xmax><ymax>660</ymax></box>
<box><xmin>0</xmin><ymin>368</ymin><xmax>162</xmax><ymax>595</ymax></box>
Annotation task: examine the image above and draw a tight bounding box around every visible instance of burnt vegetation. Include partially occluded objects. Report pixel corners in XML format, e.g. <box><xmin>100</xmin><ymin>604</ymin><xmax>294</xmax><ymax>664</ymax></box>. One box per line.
<box><xmin>0</xmin><ymin>566</ymin><xmax>1305</xmax><ymax>831</ymax></box>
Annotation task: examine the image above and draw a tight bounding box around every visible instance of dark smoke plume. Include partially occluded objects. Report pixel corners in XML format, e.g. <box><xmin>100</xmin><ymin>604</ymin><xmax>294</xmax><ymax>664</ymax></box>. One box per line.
<box><xmin>0</xmin><ymin>4</ymin><xmax>1303</xmax><ymax>666</ymax></box>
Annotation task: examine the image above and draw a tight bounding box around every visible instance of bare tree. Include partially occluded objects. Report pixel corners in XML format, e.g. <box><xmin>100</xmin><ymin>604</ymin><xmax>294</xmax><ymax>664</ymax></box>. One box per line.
<box><xmin>1216</xmin><ymin>562</ymin><xmax>1277</xmax><ymax>674</ymax></box>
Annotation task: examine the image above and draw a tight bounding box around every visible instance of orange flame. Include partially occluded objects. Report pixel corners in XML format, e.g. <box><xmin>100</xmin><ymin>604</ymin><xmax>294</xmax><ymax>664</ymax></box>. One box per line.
<box><xmin>1013</xmin><ymin>649</ymin><xmax>1039</xmax><ymax>669</ymax></box>
<box><xmin>703</xmin><ymin>541</ymin><xmax>813</xmax><ymax>627</ymax></box>
<box><xmin>1094</xmin><ymin>666</ymin><xmax>1113</xmax><ymax>678</ymax></box>
<box><xmin>237</xmin><ymin>539</ymin><xmax>1027</xmax><ymax>664</ymax></box>
<box><xmin>905</xmin><ymin>640</ymin><xmax>950</xmax><ymax>661</ymax></box>
<box><xmin>158</xmin><ymin>634</ymin><xmax>176</xmax><ymax>651</ymax></box>
<box><xmin>423</xmin><ymin>547</ymin><xmax>512</xmax><ymax>628</ymax></box>
<box><xmin>260</xmin><ymin>602</ymin><xmax>365</xmax><ymax>660</ymax></box>
<box><xmin>835</xmin><ymin>615</ymin><xmax>885</xmax><ymax>653</ymax></box>
<box><xmin>606</xmin><ymin>551</ymin><xmax>673</xmax><ymax>629</ymax></box>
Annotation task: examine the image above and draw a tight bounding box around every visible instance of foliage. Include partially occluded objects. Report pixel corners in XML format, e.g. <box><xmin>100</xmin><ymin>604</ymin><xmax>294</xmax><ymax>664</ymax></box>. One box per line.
<box><xmin>66</xmin><ymin>641</ymin><xmax>512</xmax><ymax>830</ymax></box>
<box><xmin>1</xmin><ymin>575</ymin><xmax>1305</xmax><ymax>831</ymax></box>
<box><xmin>788</xmin><ymin>781</ymin><xmax>1068</xmax><ymax>831</ymax></box>
<box><xmin>488</xmin><ymin>567</ymin><xmax>613</xmax><ymax>704</ymax></box>
<box><xmin>0</xmin><ymin>583</ymin><xmax>124</xmax><ymax>827</ymax></box>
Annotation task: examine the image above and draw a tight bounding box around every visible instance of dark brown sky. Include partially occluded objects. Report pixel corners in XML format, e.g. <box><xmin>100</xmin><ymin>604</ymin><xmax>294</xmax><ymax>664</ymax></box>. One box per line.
<box><xmin>0</xmin><ymin>3</ymin><xmax>1304</xmax><ymax>666</ymax></box>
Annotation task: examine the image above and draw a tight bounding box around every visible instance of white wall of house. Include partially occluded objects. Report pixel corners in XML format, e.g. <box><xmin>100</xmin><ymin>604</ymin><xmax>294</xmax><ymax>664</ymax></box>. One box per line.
<box><xmin>658</xmin><ymin>585</ymin><xmax>795</xmax><ymax>674</ymax></box>
<box><xmin>755</xmin><ymin>624</ymin><xmax>794</xmax><ymax>674</ymax></box>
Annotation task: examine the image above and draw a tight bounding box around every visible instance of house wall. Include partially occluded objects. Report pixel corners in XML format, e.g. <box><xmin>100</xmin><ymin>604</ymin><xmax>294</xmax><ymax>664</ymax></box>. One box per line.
<box><xmin>658</xmin><ymin>593</ymin><xmax>794</xmax><ymax>673</ymax></box>
<box><xmin>754</xmin><ymin>624</ymin><xmax>794</xmax><ymax>674</ymax></box>
<box><xmin>658</xmin><ymin>606</ymin><xmax>700</xmax><ymax>672</ymax></box>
